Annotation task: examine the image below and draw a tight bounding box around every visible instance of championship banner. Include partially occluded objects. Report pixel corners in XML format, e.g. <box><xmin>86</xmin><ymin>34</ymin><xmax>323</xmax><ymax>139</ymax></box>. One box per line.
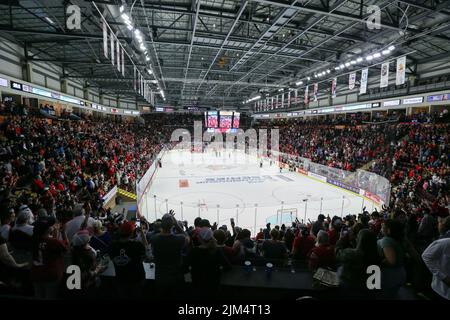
<box><xmin>331</xmin><ymin>78</ymin><xmax>337</xmax><ymax>98</ymax></box>
<box><xmin>116</xmin><ymin>40</ymin><xmax>121</xmax><ymax>72</ymax></box>
<box><xmin>360</xmin><ymin>68</ymin><xmax>368</xmax><ymax>94</ymax></box>
<box><xmin>313</xmin><ymin>83</ymin><xmax>318</xmax><ymax>101</ymax></box>
<box><xmin>349</xmin><ymin>72</ymin><xmax>356</xmax><ymax>90</ymax></box>
<box><xmin>102</xmin><ymin>22</ymin><xmax>108</xmax><ymax>59</ymax></box>
<box><xmin>304</xmin><ymin>85</ymin><xmax>309</xmax><ymax>104</ymax></box>
<box><xmin>121</xmin><ymin>49</ymin><xmax>125</xmax><ymax>76</ymax></box>
<box><xmin>275</xmin><ymin>95</ymin><xmax>279</xmax><ymax>109</ymax></box>
<box><xmin>281</xmin><ymin>93</ymin><xmax>285</xmax><ymax>108</ymax></box>
<box><xmin>110</xmin><ymin>33</ymin><xmax>115</xmax><ymax>66</ymax></box>
<box><xmin>287</xmin><ymin>91</ymin><xmax>291</xmax><ymax>108</ymax></box>
<box><xmin>380</xmin><ymin>62</ymin><xmax>389</xmax><ymax>88</ymax></box>
<box><xmin>294</xmin><ymin>89</ymin><xmax>298</xmax><ymax>104</ymax></box>
<box><xmin>271</xmin><ymin>97</ymin><xmax>274</xmax><ymax>109</ymax></box>
<box><xmin>396</xmin><ymin>56</ymin><xmax>406</xmax><ymax>86</ymax></box>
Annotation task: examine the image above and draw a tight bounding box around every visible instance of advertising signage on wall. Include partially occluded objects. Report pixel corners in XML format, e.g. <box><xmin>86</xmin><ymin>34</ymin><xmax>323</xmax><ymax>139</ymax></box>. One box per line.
<box><xmin>427</xmin><ymin>94</ymin><xmax>450</xmax><ymax>102</ymax></box>
<box><xmin>383</xmin><ymin>99</ymin><xmax>400</xmax><ymax>107</ymax></box>
<box><xmin>402</xmin><ymin>97</ymin><xmax>423</xmax><ymax>105</ymax></box>
<box><xmin>11</xmin><ymin>81</ymin><xmax>22</xmax><ymax>90</ymax></box>
<box><xmin>0</xmin><ymin>77</ymin><xmax>7</xmax><ymax>87</ymax></box>
<box><xmin>371</xmin><ymin>102</ymin><xmax>380</xmax><ymax>108</ymax></box>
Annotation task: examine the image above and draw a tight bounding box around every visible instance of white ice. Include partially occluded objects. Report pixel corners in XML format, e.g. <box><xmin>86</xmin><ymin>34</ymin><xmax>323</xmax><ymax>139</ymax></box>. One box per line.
<box><xmin>143</xmin><ymin>149</ymin><xmax>379</xmax><ymax>235</ymax></box>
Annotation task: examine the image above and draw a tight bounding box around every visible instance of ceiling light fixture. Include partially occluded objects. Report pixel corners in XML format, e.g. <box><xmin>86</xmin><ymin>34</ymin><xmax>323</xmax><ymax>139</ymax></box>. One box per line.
<box><xmin>373</xmin><ymin>52</ymin><xmax>381</xmax><ymax>58</ymax></box>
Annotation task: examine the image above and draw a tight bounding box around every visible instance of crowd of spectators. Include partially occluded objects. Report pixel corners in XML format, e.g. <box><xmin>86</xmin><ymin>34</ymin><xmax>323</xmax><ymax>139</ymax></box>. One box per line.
<box><xmin>0</xmin><ymin>105</ymin><xmax>449</xmax><ymax>300</ymax></box>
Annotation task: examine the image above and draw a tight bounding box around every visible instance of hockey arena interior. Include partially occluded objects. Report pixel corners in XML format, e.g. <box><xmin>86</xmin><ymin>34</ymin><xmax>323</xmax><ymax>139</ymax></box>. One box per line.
<box><xmin>0</xmin><ymin>0</ymin><xmax>449</xmax><ymax>302</ymax></box>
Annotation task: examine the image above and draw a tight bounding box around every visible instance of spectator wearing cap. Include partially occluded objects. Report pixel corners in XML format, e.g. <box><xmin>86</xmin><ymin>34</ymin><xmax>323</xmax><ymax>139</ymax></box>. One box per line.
<box><xmin>150</xmin><ymin>213</ymin><xmax>189</xmax><ymax>297</ymax></box>
<box><xmin>187</xmin><ymin>227</ymin><xmax>231</xmax><ymax>299</ymax></box>
<box><xmin>307</xmin><ymin>230</ymin><xmax>336</xmax><ymax>271</ymax></box>
<box><xmin>30</xmin><ymin>216</ymin><xmax>67</xmax><ymax>299</ymax></box>
<box><xmin>71</xmin><ymin>230</ymin><xmax>105</xmax><ymax>295</ymax></box>
<box><xmin>65</xmin><ymin>205</ymin><xmax>95</xmax><ymax>242</ymax></box>
<box><xmin>261</xmin><ymin>229</ymin><xmax>288</xmax><ymax>267</ymax></box>
<box><xmin>109</xmin><ymin>220</ymin><xmax>146</xmax><ymax>298</ymax></box>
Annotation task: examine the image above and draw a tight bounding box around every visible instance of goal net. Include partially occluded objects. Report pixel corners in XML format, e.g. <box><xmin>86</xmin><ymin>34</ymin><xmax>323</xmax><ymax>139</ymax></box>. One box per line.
<box><xmin>265</xmin><ymin>208</ymin><xmax>298</xmax><ymax>226</ymax></box>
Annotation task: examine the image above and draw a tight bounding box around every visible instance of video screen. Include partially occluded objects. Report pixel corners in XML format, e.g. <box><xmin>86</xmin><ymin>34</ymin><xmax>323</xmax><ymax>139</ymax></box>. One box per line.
<box><xmin>232</xmin><ymin>112</ymin><xmax>240</xmax><ymax>128</ymax></box>
<box><xmin>219</xmin><ymin>111</ymin><xmax>232</xmax><ymax>129</ymax></box>
<box><xmin>207</xmin><ymin>111</ymin><xmax>218</xmax><ymax>128</ymax></box>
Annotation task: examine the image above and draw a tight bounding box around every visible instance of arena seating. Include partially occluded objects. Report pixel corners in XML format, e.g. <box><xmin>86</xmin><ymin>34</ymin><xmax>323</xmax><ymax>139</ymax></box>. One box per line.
<box><xmin>0</xmin><ymin>103</ymin><xmax>448</xmax><ymax>301</ymax></box>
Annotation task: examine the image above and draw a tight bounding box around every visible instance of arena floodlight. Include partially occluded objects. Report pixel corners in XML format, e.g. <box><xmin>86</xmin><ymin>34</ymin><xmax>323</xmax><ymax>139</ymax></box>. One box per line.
<box><xmin>339</xmin><ymin>64</ymin><xmax>345</xmax><ymax>69</ymax></box>
<box><xmin>356</xmin><ymin>57</ymin><xmax>363</xmax><ymax>62</ymax></box>
<box><xmin>388</xmin><ymin>45</ymin><xmax>395</xmax><ymax>51</ymax></box>
<box><xmin>127</xmin><ymin>25</ymin><xmax>133</xmax><ymax>31</ymax></box>
<box><xmin>121</xmin><ymin>14</ymin><xmax>130</xmax><ymax>22</ymax></box>
<box><xmin>335</xmin><ymin>66</ymin><xmax>340</xmax><ymax>70</ymax></box>
<box><xmin>350</xmin><ymin>60</ymin><xmax>356</xmax><ymax>65</ymax></box>
<box><xmin>307</xmin><ymin>77</ymin><xmax>311</xmax><ymax>81</ymax></box>
<box><xmin>344</xmin><ymin>62</ymin><xmax>350</xmax><ymax>67</ymax></box>
<box><xmin>296</xmin><ymin>81</ymin><xmax>303</xmax><ymax>86</ymax></box>
<box><xmin>119</xmin><ymin>5</ymin><xmax>124</xmax><ymax>13</ymax></box>
<box><xmin>146</xmin><ymin>56</ymin><xmax>150</xmax><ymax>61</ymax></box>
<box><xmin>326</xmin><ymin>69</ymin><xmax>331</xmax><ymax>74</ymax></box>
<box><xmin>365</xmin><ymin>55</ymin><xmax>374</xmax><ymax>61</ymax></box>
<box><xmin>373</xmin><ymin>52</ymin><xmax>381</xmax><ymax>58</ymax></box>
<box><xmin>147</xmin><ymin>69</ymin><xmax>153</xmax><ymax>74</ymax></box>
<box><xmin>382</xmin><ymin>49</ymin><xmax>390</xmax><ymax>55</ymax></box>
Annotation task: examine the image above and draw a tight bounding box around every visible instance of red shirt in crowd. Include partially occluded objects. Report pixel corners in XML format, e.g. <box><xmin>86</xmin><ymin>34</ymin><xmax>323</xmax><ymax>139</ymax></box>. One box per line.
<box><xmin>292</xmin><ymin>235</ymin><xmax>316</xmax><ymax>259</ymax></box>
<box><xmin>31</xmin><ymin>237</ymin><xmax>67</xmax><ymax>283</ymax></box>
<box><xmin>307</xmin><ymin>245</ymin><xmax>336</xmax><ymax>270</ymax></box>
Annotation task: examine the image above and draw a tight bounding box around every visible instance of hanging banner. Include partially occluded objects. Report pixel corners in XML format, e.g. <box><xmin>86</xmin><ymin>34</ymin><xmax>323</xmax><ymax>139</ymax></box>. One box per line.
<box><xmin>281</xmin><ymin>93</ymin><xmax>285</xmax><ymax>108</ymax></box>
<box><xmin>313</xmin><ymin>83</ymin><xmax>318</xmax><ymax>101</ymax></box>
<box><xmin>294</xmin><ymin>89</ymin><xmax>298</xmax><ymax>104</ymax></box>
<box><xmin>275</xmin><ymin>95</ymin><xmax>278</xmax><ymax>109</ymax></box>
<box><xmin>331</xmin><ymin>78</ymin><xmax>337</xmax><ymax>98</ymax></box>
<box><xmin>116</xmin><ymin>40</ymin><xmax>121</xmax><ymax>72</ymax></box>
<box><xmin>380</xmin><ymin>62</ymin><xmax>389</xmax><ymax>88</ymax></box>
<box><xmin>396</xmin><ymin>56</ymin><xmax>406</xmax><ymax>86</ymax></box>
<box><xmin>133</xmin><ymin>67</ymin><xmax>137</xmax><ymax>91</ymax></box>
<box><xmin>102</xmin><ymin>22</ymin><xmax>108</xmax><ymax>59</ymax></box>
<box><xmin>304</xmin><ymin>85</ymin><xmax>309</xmax><ymax>104</ymax></box>
<box><xmin>349</xmin><ymin>72</ymin><xmax>356</xmax><ymax>90</ymax></box>
<box><xmin>271</xmin><ymin>97</ymin><xmax>274</xmax><ymax>109</ymax></box>
<box><xmin>121</xmin><ymin>49</ymin><xmax>125</xmax><ymax>76</ymax></box>
<box><xmin>287</xmin><ymin>91</ymin><xmax>291</xmax><ymax>108</ymax></box>
<box><xmin>360</xmin><ymin>68</ymin><xmax>368</xmax><ymax>94</ymax></box>
<box><xmin>110</xmin><ymin>33</ymin><xmax>115</xmax><ymax>66</ymax></box>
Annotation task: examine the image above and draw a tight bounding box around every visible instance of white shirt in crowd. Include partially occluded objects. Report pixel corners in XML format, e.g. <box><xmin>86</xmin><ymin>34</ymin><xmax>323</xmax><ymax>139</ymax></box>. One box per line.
<box><xmin>422</xmin><ymin>238</ymin><xmax>450</xmax><ymax>300</ymax></box>
<box><xmin>11</xmin><ymin>224</ymin><xmax>34</xmax><ymax>236</ymax></box>
<box><xmin>65</xmin><ymin>215</ymin><xmax>95</xmax><ymax>242</ymax></box>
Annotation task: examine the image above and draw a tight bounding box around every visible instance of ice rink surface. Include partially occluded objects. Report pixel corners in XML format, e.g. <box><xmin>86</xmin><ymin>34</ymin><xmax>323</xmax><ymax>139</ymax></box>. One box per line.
<box><xmin>144</xmin><ymin>149</ymin><xmax>379</xmax><ymax>234</ymax></box>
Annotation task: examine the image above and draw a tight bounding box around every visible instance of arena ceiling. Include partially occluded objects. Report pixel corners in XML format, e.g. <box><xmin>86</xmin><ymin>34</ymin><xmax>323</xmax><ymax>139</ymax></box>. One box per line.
<box><xmin>1</xmin><ymin>0</ymin><xmax>450</xmax><ymax>109</ymax></box>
